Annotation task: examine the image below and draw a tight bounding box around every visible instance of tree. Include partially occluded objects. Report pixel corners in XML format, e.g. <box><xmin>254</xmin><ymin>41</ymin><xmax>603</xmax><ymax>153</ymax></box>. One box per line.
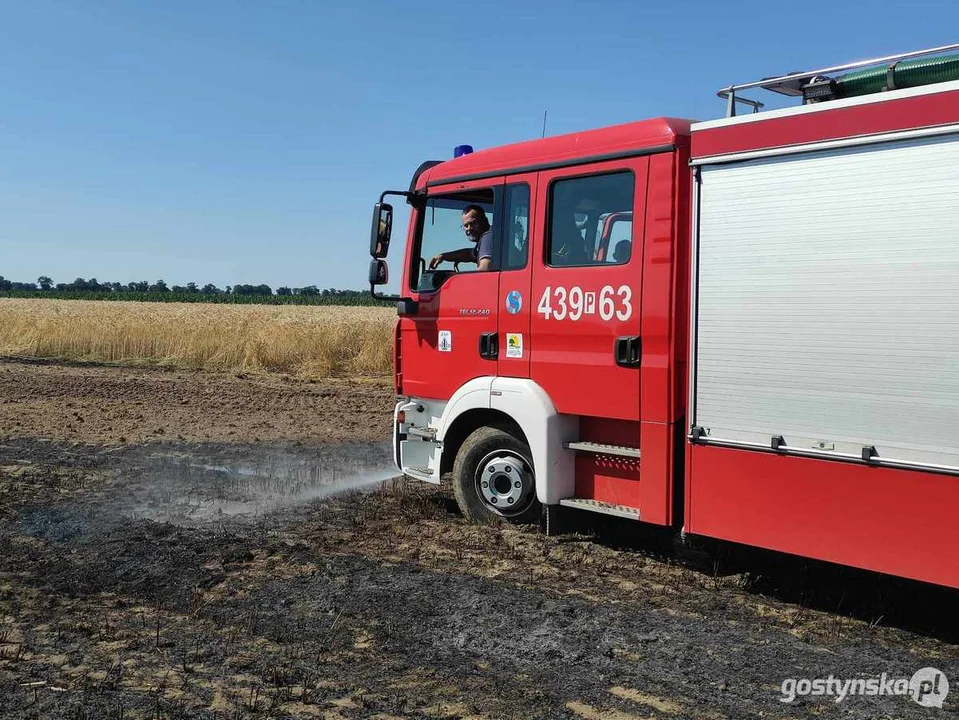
<box><xmin>0</xmin><ymin>273</ymin><xmax>364</xmax><ymax>299</ymax></box>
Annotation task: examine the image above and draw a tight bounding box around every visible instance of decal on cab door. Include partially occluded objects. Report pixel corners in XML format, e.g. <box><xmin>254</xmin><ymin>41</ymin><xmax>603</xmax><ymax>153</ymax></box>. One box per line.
<box><xmin>505</xmin><ymin>290</ymin><xmax>523</xmax><ymax>315</ymax></box>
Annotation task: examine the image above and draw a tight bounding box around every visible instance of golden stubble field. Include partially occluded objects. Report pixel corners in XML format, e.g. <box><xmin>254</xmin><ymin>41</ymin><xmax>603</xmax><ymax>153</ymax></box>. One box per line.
<box><xmin>0</xmin><ymin>298</ymin><xmax>395</xmax><ymax>378</ymax></box>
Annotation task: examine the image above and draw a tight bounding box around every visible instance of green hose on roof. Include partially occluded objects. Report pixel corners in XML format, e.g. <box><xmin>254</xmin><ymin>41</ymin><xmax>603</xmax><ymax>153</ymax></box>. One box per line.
<box><xmin>835</xmin><ymin>53</ymin><xmax>959</xmax><ymax>98</ymax></box>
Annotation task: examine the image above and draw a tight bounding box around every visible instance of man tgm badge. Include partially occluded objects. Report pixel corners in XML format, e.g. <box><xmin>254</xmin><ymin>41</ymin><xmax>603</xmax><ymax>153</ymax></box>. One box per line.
<box><xmin>506</xmin><ymin>291</ymin><xmax>522</xmax><ymax>314</ymax></box>
<box><xmin>506</xmin><ymin>333</ymin><xmax>523</xmax><ymax>358</ymax></box>
<box><xmin>438</xmin><ymin>331</ymin><xmax>452</xmax><ymax>352</ymax></box>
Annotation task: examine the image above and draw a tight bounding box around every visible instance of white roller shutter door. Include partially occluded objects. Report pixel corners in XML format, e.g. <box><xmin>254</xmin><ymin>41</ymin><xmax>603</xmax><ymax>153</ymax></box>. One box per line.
<box><xmin>693</xmin><ymin>132</ymin><xmax>959</xmax><ymax>470</ymax></box>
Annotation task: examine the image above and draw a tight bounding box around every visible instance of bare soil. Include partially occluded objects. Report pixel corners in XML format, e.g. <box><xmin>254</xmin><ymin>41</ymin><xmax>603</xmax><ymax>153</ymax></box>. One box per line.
<box><xmin>0</xmin><ymin>359</ymin><xmax>956</xmax><ymax>719</ymax></box>
<box><xmin>0</xmin><ymin>359</ymin><xmax>394</xmax><ymax>445</ymax></box>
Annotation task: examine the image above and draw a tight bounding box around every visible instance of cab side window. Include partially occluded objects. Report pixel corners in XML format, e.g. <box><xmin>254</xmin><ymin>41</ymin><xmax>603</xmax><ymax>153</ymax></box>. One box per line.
<box><xmin>547</xmin><ymin>171</ymin><xmax>635</xmax><ymax>267</ymax></box>
<box><xmin>502</xmin><ymin>184</ymin><xmax>530</xmax><ymax>271</ymax></box>
<box><xmin>411</xmin><ymin>190</ymin><xmax>495</xmax><ymax>292</ymax></box>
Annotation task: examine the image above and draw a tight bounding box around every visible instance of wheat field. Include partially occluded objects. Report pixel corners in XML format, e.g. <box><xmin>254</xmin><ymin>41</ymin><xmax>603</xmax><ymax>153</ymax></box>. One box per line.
<box><xmin>0</xmin><ymin>299</ymin><xmax>395</xmax><ymax>378</ymax></box>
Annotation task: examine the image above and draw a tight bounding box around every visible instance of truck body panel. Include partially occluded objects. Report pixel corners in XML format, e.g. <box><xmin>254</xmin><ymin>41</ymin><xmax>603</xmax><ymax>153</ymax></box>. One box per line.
<box><xmin>686</xmin><ymin>73</ymin><xmax>959</xmax><ymax>588</ymax></box>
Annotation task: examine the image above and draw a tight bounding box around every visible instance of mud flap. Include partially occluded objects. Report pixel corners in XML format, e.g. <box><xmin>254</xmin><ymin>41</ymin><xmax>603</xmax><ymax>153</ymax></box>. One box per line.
<box><xmin>543</xmin><ymin>504</ymin><xmax>570</xmax><ymax>537</ymax></box>
<box><xmin>672</xmin><ymin>531</ymin><xmax>716</xmax><ymax>572</ymax></box>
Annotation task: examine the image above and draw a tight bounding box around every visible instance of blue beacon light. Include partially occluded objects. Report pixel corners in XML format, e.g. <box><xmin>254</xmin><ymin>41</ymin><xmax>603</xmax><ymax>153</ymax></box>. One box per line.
<box><xmin>453</xmin><ymin>144</ymin><xmax>474</xmax><ymax>158</ymax></box>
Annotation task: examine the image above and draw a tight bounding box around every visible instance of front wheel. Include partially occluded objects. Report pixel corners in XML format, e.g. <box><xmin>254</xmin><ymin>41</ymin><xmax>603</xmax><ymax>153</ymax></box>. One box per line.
<box><xmin>452</xmin><ymin>426</ymin><xmax>540</xmax><ymax>524</ymax></box>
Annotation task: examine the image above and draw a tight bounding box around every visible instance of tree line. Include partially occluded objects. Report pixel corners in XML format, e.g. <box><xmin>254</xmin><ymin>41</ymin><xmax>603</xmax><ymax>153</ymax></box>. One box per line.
<box><xmin>0</xmin><ymin>275</ymin><xmax>359</xmax><ymax>297</ymax></box>
<box><xmin>0</xmin><ymin>275</ymin><xmax>380</xmax><ymax>306</ymax></box>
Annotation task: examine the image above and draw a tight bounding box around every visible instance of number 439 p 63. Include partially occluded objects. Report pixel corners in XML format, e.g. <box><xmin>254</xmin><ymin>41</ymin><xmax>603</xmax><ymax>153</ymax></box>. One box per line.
<box><xmin>536</xmin><ymin>285</ymin><xmax>632</xmax><ymax>322</ymax></box>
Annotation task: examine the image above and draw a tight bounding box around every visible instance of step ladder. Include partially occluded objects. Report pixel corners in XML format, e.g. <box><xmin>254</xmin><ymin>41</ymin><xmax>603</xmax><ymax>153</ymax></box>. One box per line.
<box><xmin>558</xmin><ymin>497</ymin><xmax>640</xmax><ymax>520</ymax></box>
<box><xmin>555</xmin><ymin>440</ymin><xmax>642</xmax><ymax>523</ymax></box>
<box><xmin>563</xmin><ymin>441</ymin><xmax>640</xmax><ymax>459</ymax></box>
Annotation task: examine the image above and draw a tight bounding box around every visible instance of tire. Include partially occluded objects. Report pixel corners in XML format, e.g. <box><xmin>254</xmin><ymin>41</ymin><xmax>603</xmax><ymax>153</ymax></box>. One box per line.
<box><xmin>452</xmin><ymin>426</ymin><xmax>540</xmax><ymax>524</ymax></box>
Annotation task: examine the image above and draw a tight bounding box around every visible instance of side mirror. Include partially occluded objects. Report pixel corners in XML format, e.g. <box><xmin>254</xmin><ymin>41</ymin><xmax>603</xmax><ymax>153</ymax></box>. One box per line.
<box><xmin>370</xmin><ymin>202</ymin><xmax>393</xmax><ymax>258</ymax></box>
<box><xmin>368</xmin><ymin>258</ymin><xmax>389</xmax><ymax>286</ymax></box>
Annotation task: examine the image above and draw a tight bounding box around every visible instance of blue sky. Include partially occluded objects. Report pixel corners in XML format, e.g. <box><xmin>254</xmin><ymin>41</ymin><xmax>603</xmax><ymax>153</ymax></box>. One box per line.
<box><xmin>0</xmin><ymin>0</ymin><xmax>955</xmax><ymax>290</ymax></box>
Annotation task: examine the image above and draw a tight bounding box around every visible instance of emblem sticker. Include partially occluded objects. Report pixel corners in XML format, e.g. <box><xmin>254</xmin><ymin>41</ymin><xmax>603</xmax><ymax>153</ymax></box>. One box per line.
<box><xmin>438</xmin><ymin>331</ymin><xmax>452</xmax><ymax>352</ymax></box>
<box><xmin>506</xmin><ymin>290</ymin><xmax>522</xmax><ymax>315</ymax></box>
<box><xmin>506</xmin><ymin>333</ymin><xmax>523</xmax><ymax>358</ymax></box>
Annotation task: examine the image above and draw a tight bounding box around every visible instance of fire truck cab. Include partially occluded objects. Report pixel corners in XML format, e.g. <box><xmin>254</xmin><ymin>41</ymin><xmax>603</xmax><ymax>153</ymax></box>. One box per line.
<box><xmin>368</xmin><ymin>45</ymin><xmax>959</xmax><ymax>589</ymax></box>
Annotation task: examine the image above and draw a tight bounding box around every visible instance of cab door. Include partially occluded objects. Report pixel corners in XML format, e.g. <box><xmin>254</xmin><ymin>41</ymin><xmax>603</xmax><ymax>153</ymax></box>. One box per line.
<box><xmin>398</xmin><ymin>177</ymin><xmax>504</xmax><ymax>401</ymax></box>
<box><xmin>496</xmin><ymin>174</ymin><xmax>537</xmax><ymax>379</ymax></box>
<box><xmin>529</xmin><ymin>159</ymin><xmax>649</xmax><ymax>420</ymax></box>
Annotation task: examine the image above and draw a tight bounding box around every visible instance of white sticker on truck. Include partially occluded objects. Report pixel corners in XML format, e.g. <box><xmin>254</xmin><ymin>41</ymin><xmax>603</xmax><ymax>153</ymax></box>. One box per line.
<box><xmin>506</xmin><ymin>333</ymin><xmax>523</xmax><ymax>358</ymax></box>
<box><xmin>536</xmin><ymin>285</ymin><xmax>632</xmax><ymax>322</ymax></box>
<box><xmin>438</xmin><ymin>330</ymin><xmax>452</xmax><ymax>352</ymax></box>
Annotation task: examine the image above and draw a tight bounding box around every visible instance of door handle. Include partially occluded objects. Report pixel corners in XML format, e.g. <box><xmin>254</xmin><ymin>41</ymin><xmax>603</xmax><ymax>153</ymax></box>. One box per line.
<box><xmin>614</xmin><ymin>336</ymin><xmax>641</xmax><ymax>368</ymax></box>
<box><xmin>479</xmin><ymin>332</ymin><xmax>499</xmax><ymax>360</ymax></box>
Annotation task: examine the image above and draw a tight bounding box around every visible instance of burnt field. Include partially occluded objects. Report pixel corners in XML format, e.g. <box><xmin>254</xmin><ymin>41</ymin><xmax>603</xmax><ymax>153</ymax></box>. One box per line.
<box><xmin>0</xmin><ymin>360</ymin><xmax>956</xmax><ymax>719</ymax></box>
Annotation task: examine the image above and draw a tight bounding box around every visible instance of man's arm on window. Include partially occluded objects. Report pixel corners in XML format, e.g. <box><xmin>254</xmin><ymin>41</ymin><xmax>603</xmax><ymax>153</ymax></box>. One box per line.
<box><xmin>429</xmin><ymin>247</ymin><xmax>476</xmax><ymax>269</ymax></box>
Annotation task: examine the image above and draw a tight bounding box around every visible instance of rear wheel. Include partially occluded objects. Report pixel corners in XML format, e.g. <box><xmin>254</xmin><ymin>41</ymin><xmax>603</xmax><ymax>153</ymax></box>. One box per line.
<box><xmin>452</xmin><ymin>426</ymin><xmax>539</xmax><ymax>524</ymax></box>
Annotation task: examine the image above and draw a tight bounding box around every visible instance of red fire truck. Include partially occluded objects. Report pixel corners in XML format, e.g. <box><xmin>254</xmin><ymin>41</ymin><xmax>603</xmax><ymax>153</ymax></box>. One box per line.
<box><xmin>367</xmin><ymin>45</ymin><xmax>959</xmax><ymax>590</ymax></box>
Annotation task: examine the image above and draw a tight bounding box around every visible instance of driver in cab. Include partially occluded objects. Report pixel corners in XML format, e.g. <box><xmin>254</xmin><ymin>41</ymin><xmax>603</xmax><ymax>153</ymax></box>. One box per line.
<box><xmin>429</xmin><ymin>205</ymin><xmax>493</xmax><ymax>271</ymax></box>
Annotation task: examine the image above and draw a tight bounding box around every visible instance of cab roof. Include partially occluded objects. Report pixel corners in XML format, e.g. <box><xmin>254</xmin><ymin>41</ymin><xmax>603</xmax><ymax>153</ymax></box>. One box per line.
<box><xmin>419</xmin><ymin>117</ymin><xmax>691</xmax><ymax>189</ymax></box>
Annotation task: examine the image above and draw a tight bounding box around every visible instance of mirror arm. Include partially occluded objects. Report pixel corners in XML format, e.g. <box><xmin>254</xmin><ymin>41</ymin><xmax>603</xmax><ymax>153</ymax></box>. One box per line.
<box><xmin>379</xmin><ymin>190</ymin><xmax>416</xmax><ymax>204</ymax></box>
<box><xmin>378</xmin><ymin>189</ymin><xmax>426</xmax><ymax>209</ymax></box>
<box><xmin>367</xmin><ymin>189</ymin><xmax>426</xmax><ymax>306</ymax></box>
<box><xmin>368</xmin><ymin>286</ymin><xmax>419</xmax><ymax>319</ymax></box>
<box><xmin>368</xmin><ymin>287</ymin><xmax>402</xmax><ymax>302</ymax></box>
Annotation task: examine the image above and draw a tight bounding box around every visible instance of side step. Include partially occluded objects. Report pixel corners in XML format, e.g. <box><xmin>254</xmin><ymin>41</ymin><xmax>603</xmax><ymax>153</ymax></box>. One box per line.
<box><xmin>559</xmin><ymin>498</ymin><xmax>640</xmax><ymax>520</ymax></box>
<box><xmin>564</xmin><ymin>441</ymin><xmax>640</xmax><ymax>459</ymax></box>
<box><xmin>407</xmin><ymin>426</ymin><xmax>437</xmax><ymax>440</ymax></box>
